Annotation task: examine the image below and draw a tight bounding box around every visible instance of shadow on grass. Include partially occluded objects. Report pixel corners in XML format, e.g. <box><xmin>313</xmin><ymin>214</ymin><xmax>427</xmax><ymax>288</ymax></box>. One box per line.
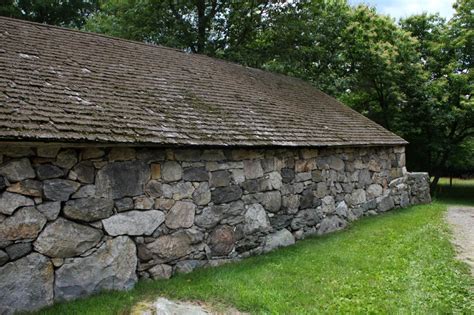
<box><xmin>433</xmin><ymin>178</ymin><xmax>474</xmax><ymax>206</ymax></box>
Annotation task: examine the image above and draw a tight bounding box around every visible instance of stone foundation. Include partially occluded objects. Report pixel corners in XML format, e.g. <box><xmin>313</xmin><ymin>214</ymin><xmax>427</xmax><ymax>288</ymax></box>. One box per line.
<box><xmin>0</xmin><ymin>145</ymin><xmax>430</xmax><ymax>313</ymax></box>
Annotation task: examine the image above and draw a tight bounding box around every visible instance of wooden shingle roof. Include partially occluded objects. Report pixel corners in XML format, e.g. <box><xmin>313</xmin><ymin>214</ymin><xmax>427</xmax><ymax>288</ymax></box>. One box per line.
<box><xmin>0</xmin><ymin>17</ymin><xmax>407</xmax><ymax>147</ymax></box>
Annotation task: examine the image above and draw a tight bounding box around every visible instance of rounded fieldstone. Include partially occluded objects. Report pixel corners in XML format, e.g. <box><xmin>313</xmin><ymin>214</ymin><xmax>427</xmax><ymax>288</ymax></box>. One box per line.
<box><xmin>63</xmin><ymin>197</ymin><xmax>114</xmax><ymax>222</ymax></box>
<box><xmin>34</xmin><ymin>218</ymin><xmax>103</xmax><ymax>258</ymax></box>
<box><xmin>35</xmin><ymin>164</ymin><xmax>64</xmax><ymax>180</ymax></box>
<box><xmin>209</xmin><ymin>225</ymin><xmax>235</xmax><ymax>256</ymax></box>
<box><xmin>43</xmin><ymin>179</ymin><xmax>81</xmax><ymax>201</ymax></box>
<box><xmin>102</xmin><ymin>210</ymin><xmax>165</xmax><ymax>236</ymax></box>
<box><xmin>0</xmin><ymin>191</ymin><xmax>34</xmax><ymax>215</ymax></box>
<box><xmin>0</xmin><ymin>207</ymin><xmax>46</xmax><ymax>242</ymax></box>
<box><xmin>162</xmin><ymin>161</ymin><xmax>182</xmax><ymax>182</ymax></box>
<box><xmin>166</xmin><ymin>201</ymin><xmax>196</xmax><ymax>229</ymax></box>
<box><xmin>0</xmin><ymin>158</ymin><xmax>35</xmax><ymax>182</ymax></box>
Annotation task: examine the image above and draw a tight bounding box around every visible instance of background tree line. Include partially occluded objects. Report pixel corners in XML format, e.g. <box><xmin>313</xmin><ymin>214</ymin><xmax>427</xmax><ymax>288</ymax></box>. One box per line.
<box><xmin>1</xmin><ymin>0</ymin><xmax>472</xmax><ymax>189</ymax></box>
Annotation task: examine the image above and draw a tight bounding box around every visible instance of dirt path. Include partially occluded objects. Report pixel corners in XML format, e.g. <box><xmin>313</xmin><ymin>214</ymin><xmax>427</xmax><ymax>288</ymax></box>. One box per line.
<box><xmin>446</xmin><ymin>206</ymin><xmax>474</xmax><ymax>276</ymax></box>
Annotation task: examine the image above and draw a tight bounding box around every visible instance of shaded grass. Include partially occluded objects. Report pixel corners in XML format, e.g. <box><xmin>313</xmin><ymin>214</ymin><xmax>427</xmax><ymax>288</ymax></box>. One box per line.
<box><xmin>434</xmin><ymin>178</ymin><xmax>474</xmax><ymax>206</ymax></box>
<box><xmin>37</xmin><ymin>202</ymin><xmax>473</xmax><ymax>314</ymax></box>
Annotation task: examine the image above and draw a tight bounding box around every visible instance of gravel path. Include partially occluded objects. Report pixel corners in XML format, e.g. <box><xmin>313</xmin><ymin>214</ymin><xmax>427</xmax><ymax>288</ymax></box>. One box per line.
<box><xmin>446</xmin><ymin>206</ymin><xmax>474</xmax><ymax>276</ymax></box>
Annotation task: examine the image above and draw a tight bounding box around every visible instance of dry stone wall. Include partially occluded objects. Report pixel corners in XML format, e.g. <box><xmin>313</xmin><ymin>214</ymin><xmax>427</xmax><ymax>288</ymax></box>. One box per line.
<box><xmin>0</xmin><ymin>145</ymin><xmax>431</xmax><ymax>313</ymax></box>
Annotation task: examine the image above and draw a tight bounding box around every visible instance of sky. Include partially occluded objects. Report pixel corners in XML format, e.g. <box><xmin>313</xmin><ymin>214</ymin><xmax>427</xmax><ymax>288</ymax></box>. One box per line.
<box><xmin>349</xmin><ymin>0</ymin><xmax>456</xmax><ymax>20</ymax></box>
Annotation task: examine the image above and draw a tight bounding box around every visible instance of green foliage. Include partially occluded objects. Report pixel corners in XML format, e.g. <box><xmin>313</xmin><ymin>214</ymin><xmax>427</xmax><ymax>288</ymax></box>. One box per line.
<box><xmin>36</xmin><ymin>202</ymin><xmax>473</xmax><ymax>314</ymax></box>
<box><xmin>0</xmin><ymin>0</ymin><xmax>99</xmax><ymax>28</ymax></box>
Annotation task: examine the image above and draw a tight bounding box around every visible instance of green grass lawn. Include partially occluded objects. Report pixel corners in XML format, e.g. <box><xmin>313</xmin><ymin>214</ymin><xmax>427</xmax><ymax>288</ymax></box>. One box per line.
<box><xmin>37</xmin><ymin>195</ymin><xmax>474</xmax><ymax>314</ymax></box>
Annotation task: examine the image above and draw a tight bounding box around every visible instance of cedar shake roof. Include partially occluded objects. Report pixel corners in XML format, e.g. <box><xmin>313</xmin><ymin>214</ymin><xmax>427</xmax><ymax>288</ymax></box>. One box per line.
<box><xmin>0</xmin><ymin>17</ymin><xmax>407</xmax><ymax>147</ymax></box>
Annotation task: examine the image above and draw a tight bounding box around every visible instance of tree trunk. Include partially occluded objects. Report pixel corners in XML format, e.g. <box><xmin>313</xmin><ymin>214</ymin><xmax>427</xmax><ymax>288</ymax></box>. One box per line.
<box><xmin>196</xmin><ymin>0</ymin><xmax>206</xmax><ymax>53</ymax></box>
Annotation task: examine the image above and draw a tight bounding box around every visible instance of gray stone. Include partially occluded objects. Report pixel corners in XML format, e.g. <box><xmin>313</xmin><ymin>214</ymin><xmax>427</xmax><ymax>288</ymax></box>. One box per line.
<box><xmin>211</xmin><ymin>185</ymin><xmax>242</xmax><ymax>204</ymax></box>
<box><xmin>6</xmin><ymin>179</ymin><xmax>42</xmax><ymax>197</ymax></box>
<box><xmin>175</xmin><ymin>260</ymin><xmax>205</xmax><ymax>274</ymax></box>
<box><xmin>314</xmin><ymin>182</ymin><xmax>328</xmax><ymax>198</ymax></box>
<box><xmin>0</xmin><ymin>207</ymin><xmax>46</xmax><ymax>242</ymax></box>
<box><xmin>37</xmin><ymin>201</ymin><xmax>60</xmax><ymax>221</ymax></box>
<box><xmin>162</xmin><ymin>161</ymin><xmax>183</xmax><ymax>182</ymax></box>
<box><xmin>141</xmin><ymin>297</ymin><xmax>208</xmax><ymax>315</ymax></box>
<box><xmin>367</xmin><ymin>184</ymin><xmax>383</xmax><ymax>199</ymax></box>
<box><xmin>36</xmin><ymin>164</ymin><xmax>64</xmax><ymax>180</ymax></box>
<box><xmin>0</xmin><ymin>158</ymin><xmax>35</xmax><ymax>183</ymax></box>
<box><xmin>335</xmin><ymin>201</ymin><xmax>349</xmax><ymax>218</ymax></box>
<box><xmin>192</xmin><ymin>182</ymin><xmax>211</xmax><ymax>206</ymax></box>
<box><xmin>243</xmin><ymin>160</ymin><xmax>263</xmax><ymax>179</ymax></box>
<box><xmin>166</xmin><ymin>201</ymin><xmax>195</xmax><ymax>229</ymax></box>
<box><xmin>34</xmin><ymin>218</ymin><xmax>103</xmax><ymax>258</ymax></box>
<box><xmin>43</xmin><ymin>179</ymin><xmax>80</xmax><ymax>201</ymax></box>
<box><xmin>148</xmin><ymin>264</ymin><xmax>173</xmax><ymax>280</ymax></box>
<box><xmin>265</xmin><ymin>171</ymin><xmax>282</xmax><ymax>190</ymax></box>
<box><xmin>172</xmin><ymin>182</ymin><xmax>195</xmax><ymax>200</ymax></box>
<box><xmin>318</xmin><ymin>216</ymin><xmax>347</xmax><ymax>235</ymax></box>
<box><xmin>263</xmin><ymin>229</ymin><xmax>295</xmax><ymax>253</ymax></box>
<box><xmin>300</xmin><ymin>188</ymin><xmax>315</xmax><ymax>209</ymax></box>
<box><xmin>243</xmin><ymin>204</ymin><xmax>270</xmax><ymax>234</ymax></box>
<box><xmin>102</xmin><ymin>210</ymin><xmax>165</xmax><ymax>236</ymax></box>
<box><xmin>194</xmin><ymin>206</ymin><xmax>221</xmax><ymax>228</ymax></box>
<box><xmin>281</xmin><ymin>168</ymin><xmax>295</xmax><ymax>183</ymax></box>
<box><xmin>81</xmin><ymin>148</ymin><xmax>105</xmax><ymax>160</ymax></box>
<box><xmin>377</xmin><ymin>196</ymin><xmax>395</xmax><ymax>212</ymax></box>
<box><xmin>291</xmin><ymin>208</ymin><xmax>321</xmax><ymax>230</ymax></box>
<box><xmin>142</xmin><ymin>230</ymin><xmax>196</xmax><ymax>261</ymax></box>
<box><xmin>183</xmin><ymin>167</ymin><xmax>209</xmax><ymax>182</ymax></box>
<box><xmin>55</xmin><ymin>149</ymin><xmax>78</xmax><ymax>170</ymax></box>
<box><xmin>72</xmin><ymin>161</ymin><xmax>95</xmax><ymax>184</ymax></box>
<box><xmin>0</xmin><ymin>191</ymin><xmax>34</xmax><ymax>215</ymax></box>
<box><xmin>258</xmin><ymin>191</ymin><xmax>281</xmax><ymax>212</ymax></box>
<box><xmin>71</xmin><ymin>184</ymin><xmax>96</xmax><ymax>198</ymax></box>
<box><xmin>282</xmin><ymin>194</ymin><xmax>300</xmax><ymax>213</ymax></box>
<box><xmin>0</xmin><ymin>176</ymin><xmax>7</xmax><ymax>191</ymax></box>
<box><xmin>0</xmin><ymin>253</ymin><xmax>54</xmax><ymax>313</ymax></box>
<box><xmin>115</xmin><ymin>197</ymin><xmax>134</xmax><ymax>212</ymax></box>
<box><xmin>209</xmin><ymin>225</ymin><xmax>235</xmax><ymax>256</ymax></box>
<box><xmin>328</xmin><ymin>156</ymin><xmax>345</xmax><ymax>171</ymax></box>
<box><xmin>5</xmin><ymin>242</ymin><xmax>32</xmax><ymax>260</ymax></box>
<box><xmin>54</xmin><ymin>236</ymin><xmax>137</xmax><ymax>301</ymax></box>
<box><xmin>312</xmin><ymin>169</ymin><xmax>323</xmax><ymax>182</ymax></box>
<box><xmin>231</xmin><ymin>169</ymin><xmax>245</xmax><ymax>184</ymax></box>
<box><xmin>96</xmin><ymin>161</ymin><xmax>150</xmax><ymax>199</ymax></box>
<box><xmin>0</xmin><ymin>249</ymin><xmax>8</xmax><ymax>266</ymax></box>
<box><xmin>322</xmin><ymin>195</ymin><xmax>335</xmax><ymax>213</ymax></box>
<box><xmin>155</xmin><ymin>198</ymin><xmax>175</xmax><ymax>211</ymax></box>
<box><xmin>295</xmin><ymin>171</ymin><xmax>312</xmax><ymax>182</ymax></box>
<box><xmin>358</xmin><ymin>169</ymin><xmax>372</xmax><ymax>186</ymax></box>
<box><xmin>37</xmin><ymin>146</ymin><xmax>60</xmax><ymax>158</ymax></box>
<box><xmin>134</xmin><ymin>196</ymin><xmax>154</xmax><ymax>209</ymax></box>
<box><xmin>108</xmin><ymin>148</ymin><xmax>136</xmax><ymax>161</ymax></box>
<box><xmin>399</xmin><ymin>191</ymin><xmax>410</xmax><ymax>207</ymax></box>
<box><xmin>63</xmin><ymin>197</ymin><xmax>114</xmax><ymax>222</ymax></box>
<box><xmin>270</xmin><ymin>214</ymin><xmax>293</xmax><ymax>230</ymax></box>
<box><xmin>350</xmin><ymin>189</ymin><xmax>367</xmax><ymax>205</ymax></box>
<box><xmin>209</xmin><ymin>170</ymin><xmax>231</xmax><ymax>187</ymax></box>
<box><xmin>145</xmin><ymin>180</ymin><xmax>164</xmax><ymax>198</ymax></box>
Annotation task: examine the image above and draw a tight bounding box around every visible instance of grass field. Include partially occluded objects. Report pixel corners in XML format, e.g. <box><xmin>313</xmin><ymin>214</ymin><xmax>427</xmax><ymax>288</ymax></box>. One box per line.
<box><xmin>37</xmin><ymin>181</ymin><xmax>474</xmax><ymax>315</ymax></box>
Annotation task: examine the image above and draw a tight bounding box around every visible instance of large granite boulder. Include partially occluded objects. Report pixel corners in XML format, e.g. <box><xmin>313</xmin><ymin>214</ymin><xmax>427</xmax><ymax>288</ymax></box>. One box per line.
<box><xmin>102</xmin><ymin>210</ymin><xmax>165</xmax><ymax>236</ymax></box>
<box><xmin>34</xmin><ymin>218</ymin><xmax>103</xmax><ymax>258</ymax></box>
<box><xmin>63</xmin><ymin>197</ymin><xmax>114</xmax><ymax>222</ymax></box>
<box><xmin>43</xmin><ymin>179</ymin><xmax>81</xmax><ymax>201</ymax></box>
<box><xmin>0</xmin><ymin>207</ymin><xmax>46</xmax><ymax>242</ymax></box>
<box><xmin>54</xmin><ymin>236</ymin><xmax>137</xmax><ymax>301</ymax></box>
<box><xmin>165</xmin><ymin>201</ymin><xmax>195</xmax><ymax>229</ymax></box>
<box><xmin>95</xmin><ymin>161</ymin><xmax>150</xmax><ymax>199</ymax></box>
<box><xmin>0</xmin><ymin>191</ymin><xmax>34</xmax><ymax>215</ymax></box>
<box><xmin>140</xmin><ymin>230</ymin><xmax>197</xmax><ymax>262</ymax></box>
<box><xmin>243</xmin><ymin>203</ymin><xmax>271</xmax><ymax>234</ymax></box>
<box><xmin>0</xmin><ymin>158</ymin><xmax>35</xmax><ymax>182</ymax></box>
<box><xmin>0</xmin><ymin>253</ymin><xmax>54</xmax><ymax>314</ymax></box>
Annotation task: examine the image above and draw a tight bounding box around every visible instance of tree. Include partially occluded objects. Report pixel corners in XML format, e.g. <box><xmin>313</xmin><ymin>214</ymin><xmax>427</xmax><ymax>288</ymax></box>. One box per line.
<box><xmin>85</xmin><ymin>0</ymin><xmax>271</xmax><ymax>56</ymax></box>
<box><xmin>0</xmin><ymin>0</ymin><xmax>99</xmax><ymax>28</ymax></box>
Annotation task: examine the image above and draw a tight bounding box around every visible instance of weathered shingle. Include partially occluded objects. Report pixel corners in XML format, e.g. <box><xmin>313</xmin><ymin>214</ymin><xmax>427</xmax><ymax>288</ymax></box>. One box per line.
<box><xmin>0</xmin><ymin>17</ymin><xmax>406</xmax><ymax>147</ymax></box>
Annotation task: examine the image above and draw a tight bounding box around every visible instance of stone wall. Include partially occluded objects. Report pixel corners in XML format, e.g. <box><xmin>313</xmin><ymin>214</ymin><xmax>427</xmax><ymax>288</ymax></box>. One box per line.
<box><xmin>0</xmin><ymin>145</ymin><xmax>430</xmax><ymax>313</ymax></box>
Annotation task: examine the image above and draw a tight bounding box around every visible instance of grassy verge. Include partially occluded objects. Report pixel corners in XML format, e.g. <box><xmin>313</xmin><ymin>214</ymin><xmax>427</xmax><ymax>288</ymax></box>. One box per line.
<box><xmin>37</xmin><ymin>201</ymin><xmax>473</xmax><ymax>314</ymax></box>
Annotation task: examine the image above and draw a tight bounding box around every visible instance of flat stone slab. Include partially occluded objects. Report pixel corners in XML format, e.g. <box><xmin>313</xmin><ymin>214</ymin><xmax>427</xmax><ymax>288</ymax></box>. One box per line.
<box><xmin>446</xmin><ymin>206</ymin><xmax>474</xmax><ymax>276</ymax></box>
<box><xmin>132</xmin><ymin>297</ymin><xmax>246</xmax><ymax>315</ymax></box>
